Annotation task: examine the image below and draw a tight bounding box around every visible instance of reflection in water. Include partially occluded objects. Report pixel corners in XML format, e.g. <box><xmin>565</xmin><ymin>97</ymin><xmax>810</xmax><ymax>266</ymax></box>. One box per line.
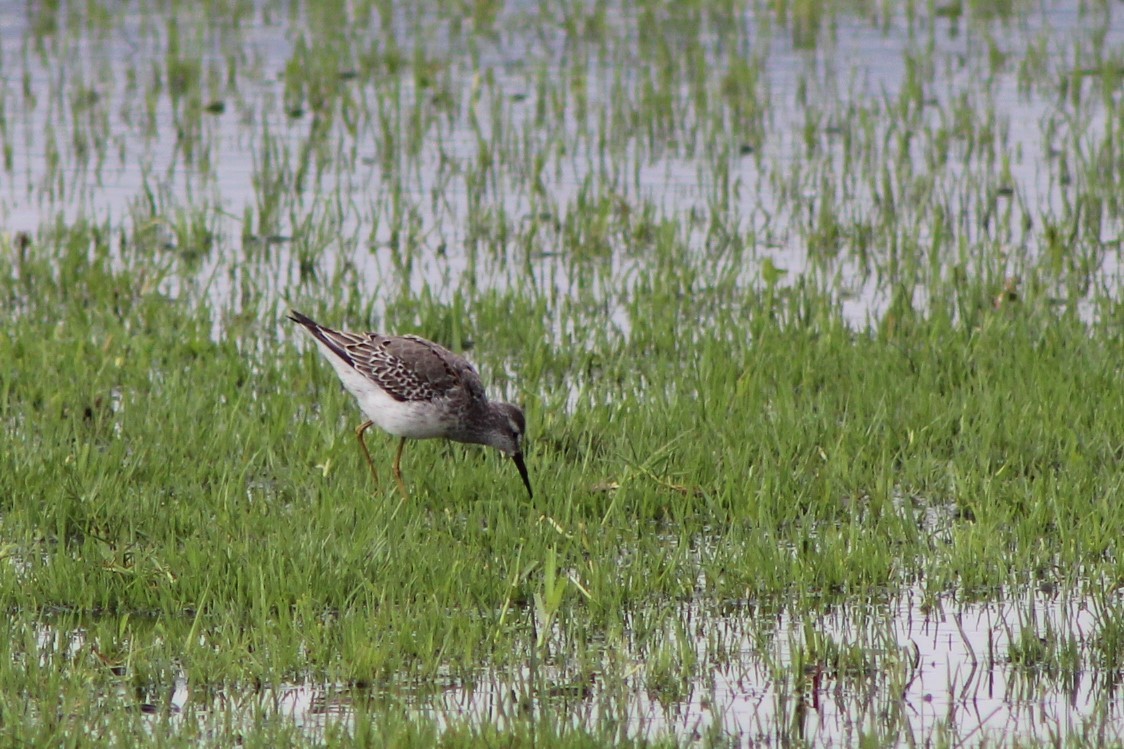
<box><xmin>0</xmin><ymin>3</ymin><xmax>1120</xmax><ymax>327</ymax></box>
<box><xmin>107</xmin><ymin>587</ymin><xmax>1120</xmax><ymax>744</ymax></box>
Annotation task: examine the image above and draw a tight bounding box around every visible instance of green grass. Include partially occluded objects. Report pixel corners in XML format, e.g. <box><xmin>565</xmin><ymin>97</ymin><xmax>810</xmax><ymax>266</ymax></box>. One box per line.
<box><xmin>1</xmin><ymin>0</ymin><xmax>1123</xmax><ymax>745</ymax></box>
<box><xmin>4</xmin><ymin>222</ymin><xmax>1124</xmax><ymax>744</ymax></box>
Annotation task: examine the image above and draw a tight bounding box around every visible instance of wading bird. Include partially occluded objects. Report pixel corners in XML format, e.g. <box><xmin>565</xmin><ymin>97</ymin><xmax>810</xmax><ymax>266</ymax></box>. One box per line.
<box><xmin>289</xmin><ymin>310</ymin><xmax>532</xmax><ymax>499</ymax></box>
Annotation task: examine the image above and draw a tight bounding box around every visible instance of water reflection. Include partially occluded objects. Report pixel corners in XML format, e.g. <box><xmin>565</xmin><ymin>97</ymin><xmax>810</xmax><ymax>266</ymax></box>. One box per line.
<box><xmin>0</xmin><ymin>2</ymin><xmax>1120</xmax><ymax>326</ymax></box>
<box><xmin>108</xmin><ymin>586</ymin><xmax>1121</xmax><ymax>744</ymax></box>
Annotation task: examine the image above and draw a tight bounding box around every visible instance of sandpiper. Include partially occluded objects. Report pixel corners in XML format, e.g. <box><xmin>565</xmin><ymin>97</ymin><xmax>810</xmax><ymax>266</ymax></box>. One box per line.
<box><xmin>289</xmin><ymin>310</ymin><xmax>532</xmax><ymax>499</ymax></box>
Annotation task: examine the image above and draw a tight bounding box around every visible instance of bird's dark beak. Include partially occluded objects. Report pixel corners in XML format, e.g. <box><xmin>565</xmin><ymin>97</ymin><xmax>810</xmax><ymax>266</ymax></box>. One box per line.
<box><xmin>512</xmin><ymin>452</ymin><xmax>532</xmax><ymax>499</ymax></box>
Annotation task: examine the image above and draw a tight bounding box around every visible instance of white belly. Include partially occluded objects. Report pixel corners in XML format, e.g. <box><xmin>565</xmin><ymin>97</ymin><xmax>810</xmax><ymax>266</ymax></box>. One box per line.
<box><xmin>356</xmin><ymin>386</ymin><xmax>450</xmax><ymax>439</ymax></box>
<box><xmin>317</xmin><ymin>340</ymin><xmax>451</xmax><ymax>439</ymax></box>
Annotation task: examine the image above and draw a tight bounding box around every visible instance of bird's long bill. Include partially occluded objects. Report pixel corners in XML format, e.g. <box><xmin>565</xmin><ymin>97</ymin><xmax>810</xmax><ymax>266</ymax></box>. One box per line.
<box><xmin>513</xmin><ymin>452</ymin><xmax>533</xmax><ymax>499</ymax></box>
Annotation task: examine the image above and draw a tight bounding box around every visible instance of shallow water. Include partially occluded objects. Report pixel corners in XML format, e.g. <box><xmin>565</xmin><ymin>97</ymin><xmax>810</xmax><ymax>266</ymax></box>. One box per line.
<box><xmin>1</xmin><ymin>1</ymin><xmax>1120</xmax><ymax>325</ymax></box>
<box><xmin>102</xmin><ymin>586</ymin><xmax>1120</xmax><ymax>744</ymax></box>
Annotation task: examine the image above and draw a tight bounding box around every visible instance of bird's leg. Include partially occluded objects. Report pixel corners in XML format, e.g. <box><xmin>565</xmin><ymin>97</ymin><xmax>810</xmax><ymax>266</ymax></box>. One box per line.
<box><xmin>355</xmin><ymin>420</ymin><xmax>379</xmax><ymax>486</ymax></box>
<box><xmin>392</xmin><ymin>437</ymin><xmax>409</xmax><ymax>499</ymax></box>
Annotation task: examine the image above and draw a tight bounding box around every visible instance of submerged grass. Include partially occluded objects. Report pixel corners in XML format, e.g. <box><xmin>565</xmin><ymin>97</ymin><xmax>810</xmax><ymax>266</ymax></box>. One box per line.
<box><xmin>1</xmin><ymin>0</ymin><xmax>1123</xmax><ymax>745</ymax></box>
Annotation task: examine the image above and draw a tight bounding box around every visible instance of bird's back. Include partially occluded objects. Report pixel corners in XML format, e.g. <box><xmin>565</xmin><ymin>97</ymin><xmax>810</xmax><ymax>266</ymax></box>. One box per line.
<box><xmin>369</xmin><ymin>334</ymin><xmax>487</xmax><ymax>404</ymax></box>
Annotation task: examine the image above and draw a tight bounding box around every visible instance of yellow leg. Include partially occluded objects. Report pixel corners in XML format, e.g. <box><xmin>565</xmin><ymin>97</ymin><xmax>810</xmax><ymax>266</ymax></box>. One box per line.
<box><xmin>355</xmin><ymin>420</ymin><xmax>378</xmax><ymax>486</ymax></box>
<box><xmin>392</xmin><ymin>437</ymin><xmax>409</xmax><ymax>499</ymax></box>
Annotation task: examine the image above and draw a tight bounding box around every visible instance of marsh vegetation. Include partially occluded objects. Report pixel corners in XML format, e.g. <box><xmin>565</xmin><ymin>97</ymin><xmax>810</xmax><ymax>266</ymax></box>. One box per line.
<box><xmin>1</xmin><ymin>0</ymin><xmax>1123</xmax><ymax>745</ymax></box>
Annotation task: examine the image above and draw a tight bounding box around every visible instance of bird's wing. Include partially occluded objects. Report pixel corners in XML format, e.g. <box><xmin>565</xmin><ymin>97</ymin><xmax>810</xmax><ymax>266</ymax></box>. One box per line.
<box><xmin>352</xmin><ymin>334</ymin><xmax>483</xmax><ymax>403</ymax></box>
<box><xmin>290</xmin><ymin>310</ymin><xmax>484</xmax><ymax>403</ymax></box>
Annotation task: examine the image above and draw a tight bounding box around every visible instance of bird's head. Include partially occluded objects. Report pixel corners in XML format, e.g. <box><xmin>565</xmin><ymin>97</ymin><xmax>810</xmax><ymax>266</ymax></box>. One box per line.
<box><xmin>484</xmin><ymin>402</ymin><xmax>532</xmax><ymax>499</ymax></box>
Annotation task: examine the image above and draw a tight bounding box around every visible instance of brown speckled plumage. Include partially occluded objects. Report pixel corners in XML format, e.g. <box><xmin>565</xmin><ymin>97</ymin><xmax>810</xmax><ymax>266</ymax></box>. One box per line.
<box><xmin>289</xmin><ymin>310</ymin><xmax>531</xmax><ymax>499</ymax></box>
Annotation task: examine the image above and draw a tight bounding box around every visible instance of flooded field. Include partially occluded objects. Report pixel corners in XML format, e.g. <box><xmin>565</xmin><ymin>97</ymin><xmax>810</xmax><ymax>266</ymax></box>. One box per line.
<box><xmin>2</xmin><ymin>0</ymin><xmax>1123</xmax><ymax>745</ymax></box>
<box><xmin>3</xmin><ymin>0</ymin><xmax>1120</xmax><ymax>322</ymax></box>
<box><xmin>22</xmin><ymin>586</ymin><xmax>1124</xmax><ymax>745</ymax></box>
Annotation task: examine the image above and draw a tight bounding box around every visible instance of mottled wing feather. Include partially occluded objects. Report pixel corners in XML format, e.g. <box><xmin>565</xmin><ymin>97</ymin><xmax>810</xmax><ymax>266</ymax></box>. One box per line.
<box><xmin>351</xmin><ymin>333</ymin><xmax>482</xmax><ymax>403</ymax></box>
<box><xmin>294</xmin><ymin>312</ymin><xmax>485</xmax><ymax>404</ymax></box>
<box><xmin>311</xmin><ymin>327</ymin><xmax>365</xmax><ymax>366</ymax></box>
<box><xmin>398</xmin><ymin>335</ymin><xmax>489</xmax><ymax>402</ymax></box>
